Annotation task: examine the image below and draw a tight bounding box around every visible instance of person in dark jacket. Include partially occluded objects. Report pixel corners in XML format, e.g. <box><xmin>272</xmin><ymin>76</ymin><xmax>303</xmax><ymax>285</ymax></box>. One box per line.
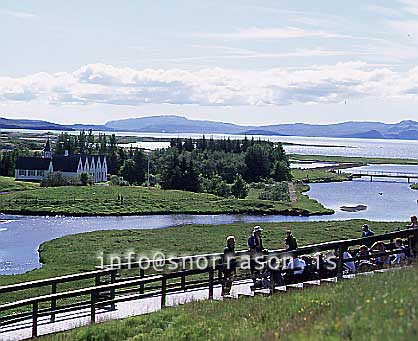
<box><xmin>222</xmin><ymin>236</ymin><xmax>236</xmax><ymax>296</ymax></box>
<box><xmin>248</xmin><ymin>226</ymin><xmax>266</xmax><ymax>282</ymax></box>
<box><xmin>285</xmin><ymin>230</ymin><xmax>298</xmax><ymax>251</ymax></box>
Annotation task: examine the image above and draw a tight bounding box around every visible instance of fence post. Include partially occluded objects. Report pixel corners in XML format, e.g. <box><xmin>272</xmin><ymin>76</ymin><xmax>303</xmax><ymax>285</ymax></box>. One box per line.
<box><xmin>91</xmin><ymin>290</ymin><xmax>97</xmax><ymax>324</ymax></box>
<box><xmin>336</xmin><ymin>244</ymin><xmax>344</xmax><ymax>280</ymax></box>
<box><xmin>208</xmin><ymin>268</ymin><xmax>214</xmax><ymax>300</ymax></box>
<box><xmin>50</xmin><ymin>282</ymin><xmax>57</xmax><ymax>322</ymax></box>
<box><xmin>32</xmin><ymin>302</ymin><xmax>38</xmax><ymax>338</ymax></box>
<box><xmin>161</xmin><ymin>276</ymin><xmax>167</xmax><ymax>308</ymax></box>
<box><xmin>181</xmin><ymin>267</ymin><xmax>186</xmax><ymax>291</ymax></box>
<box><xmin>140</xmin><ymin>268</ymin><xmax>145</xmax><ymax>294</ymax></box>
<box><xmin>110</xmin><ymin>271</ymin><xmax>116</xmax><ymax>311</ymax></box>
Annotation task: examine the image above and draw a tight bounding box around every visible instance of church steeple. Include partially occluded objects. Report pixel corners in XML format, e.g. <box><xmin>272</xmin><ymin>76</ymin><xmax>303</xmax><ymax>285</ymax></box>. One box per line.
<box><xmin>43</xmin><ymin>138</ymin><xmax>52</xmax><ymax>158</ymax></box>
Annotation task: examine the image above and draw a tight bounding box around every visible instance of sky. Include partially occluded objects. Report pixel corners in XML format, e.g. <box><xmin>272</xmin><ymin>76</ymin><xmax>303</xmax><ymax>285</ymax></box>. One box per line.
<box><xmin>1</xmin><ymin>0</ymin><xmax>418</xmax><ymax>125</ymax></box>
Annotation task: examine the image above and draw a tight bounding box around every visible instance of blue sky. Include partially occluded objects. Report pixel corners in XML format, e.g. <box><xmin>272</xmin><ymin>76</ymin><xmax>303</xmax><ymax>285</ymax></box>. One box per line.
<box><xmin>1</xmin><ymin>0</ymin><xmax>418</xmax><ymax>125</ymax></box>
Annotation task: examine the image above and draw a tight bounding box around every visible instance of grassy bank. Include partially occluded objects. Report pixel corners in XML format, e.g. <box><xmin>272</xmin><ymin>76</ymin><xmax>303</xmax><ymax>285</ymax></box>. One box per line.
<box><xmin>0</xmin><ymin>220</ymin><xmax>405</xmax><ymax>306</ymax></box>
<box><xmin>0</xmin><ymin>184</ymin><xmax>330</xmax><ymax>216</ymax></box>
<box><xmin>41</xmin><ymin>265</ymin><xmax>418</xmax><ymax>341</ymax></box>
<box><xmin>291</xmin><ymin>153</ymin><xmax>418</xmax><ymax>165</ymax></box>
<box><xmin>291</xmin><ymin>168</ymin><xmax>350</xmax><ymax>183</ymax></box>
<box><xmin>0</xmin><ymin>176</ymin><xmax>39</xmax><ymax>192</ymax></box>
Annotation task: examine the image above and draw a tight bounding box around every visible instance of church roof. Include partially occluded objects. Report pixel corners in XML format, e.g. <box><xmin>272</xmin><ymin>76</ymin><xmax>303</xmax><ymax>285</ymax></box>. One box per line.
<box><xmin>52</xmin><ymin>155</ymin><xmax>81</xmax><ymax>173</ymax></box>
<box><xmin>16</xmin><ymin>157</ymin><xmax>51</xmax><ymax>170</ymax></box>
<box><xmin>16</xmin><ymin>154</ymin><xmax>107</xmax><ymax>172</ymax></box>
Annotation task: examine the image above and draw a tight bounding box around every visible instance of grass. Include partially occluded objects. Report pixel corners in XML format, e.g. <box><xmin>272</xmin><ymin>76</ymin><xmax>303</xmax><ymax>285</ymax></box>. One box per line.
<box><xmin>0</xmin><ymin>220</ymin><xmax>405</xmax><ymax>306</ymax></box>
<box><xmin>411</xmin><ymin>183</ymin><xmax>418</xmax><ymax>190</ymax></box>
<box><xmin>0</xmin><ymin>176</ymin><xmax>39</xmax><ymax>192</ymax></box>
<box><xmin>40</xmin><ymin>265</ymin><xmax>418</xmax><ymax>341</ymax></box>
<box><xmin>291</xmin><ymin>153</ymin><xmax>418</xmax><ymax>165</ymax></box>
<box><xmin>291</xmin><ymin>168</ymin><xmax>350</xmax><ymax>183</ymax></box>
<box><xmin>0</xmin><ymin>184</ymin><xmax>330</xmax><ymax>216</ymax></box>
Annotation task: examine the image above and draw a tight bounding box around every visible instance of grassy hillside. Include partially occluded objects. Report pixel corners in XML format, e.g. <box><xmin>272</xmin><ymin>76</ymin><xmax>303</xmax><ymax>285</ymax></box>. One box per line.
<box><xmin>41</xmin><ymin>265</ymin><xmax>418</xmax><ymax>340</ymax></box>
<box><xmin>0</xmin><ymin>176</ymin><xmax>39</xmax><ymax>192</ymax></box>
<box><xmin>0</xmin><ymin>184</ymin><xmax>330</xmax><ymax>216</ymax></box>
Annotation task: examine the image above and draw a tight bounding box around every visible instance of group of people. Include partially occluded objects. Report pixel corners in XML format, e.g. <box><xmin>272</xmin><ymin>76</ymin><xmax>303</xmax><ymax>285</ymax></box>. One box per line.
<box><xmin>220</xmin><ymin>218</ymin><xmax>418</xmax><ymax>296</ymax></box>
<box><xmin>343</xmin><ymin>218</ymin><xmax>418</xmax><ymax>273</ymax></box>
<box><xmin>221</xmin><ymin>226</ymin><xmax>300</xmax><ymax>295</ymax></box>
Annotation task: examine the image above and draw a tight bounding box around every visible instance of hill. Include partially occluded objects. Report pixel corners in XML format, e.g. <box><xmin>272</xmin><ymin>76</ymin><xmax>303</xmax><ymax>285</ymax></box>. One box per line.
<box><xmin>2</xmin><ymin>115</ymin><xmax>418</xmax><ymax>140</ymax></box>
<box><xmin>105</xmin><ymin>115</ymin><xmax>251</xmax><ymax>133</ymax></box>
<box><xmin>0</xmin><ymin>117</ymin><xmax>74</xmax><ymax>131</ymax></box>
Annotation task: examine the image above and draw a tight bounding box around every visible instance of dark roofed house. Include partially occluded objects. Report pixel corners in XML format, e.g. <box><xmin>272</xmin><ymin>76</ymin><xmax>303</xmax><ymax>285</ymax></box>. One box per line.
<box><xmin>15</xmin><ymin>140</ymin><xmax>108</xmax><ymax>183</ymax></box>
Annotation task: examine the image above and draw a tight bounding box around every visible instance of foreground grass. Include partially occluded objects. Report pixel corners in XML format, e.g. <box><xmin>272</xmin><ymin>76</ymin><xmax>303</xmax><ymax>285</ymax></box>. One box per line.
<box><xmin>0</xmin><ymin>176</ymin><xmax>38</xmax><ymax>192</ymax></box>
<box><xmin>291</xmin><ymin>153</ymin><xmax>418</xmax><ymax>165</ymax></box>
<box><xmin>0</xmin><ymin>184</ymin><xmax>329</xmax><ymax>216</ymax></box>
<box><xmin>42</xmin><ymin>264</ymin><xmax>418</xmax><ymax>340</ymax></box>
<box><xmin>0</xmin><ymin>220</ymin><xmax>405</xmax><ymax>306</ymax></box>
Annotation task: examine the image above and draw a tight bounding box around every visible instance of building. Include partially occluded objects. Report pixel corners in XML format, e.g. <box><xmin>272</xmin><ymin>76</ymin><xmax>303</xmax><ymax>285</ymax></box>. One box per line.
<box><xmin>15</xmin><ymin>139</ymin><xmax>108</xmax><ymax>182</ymax></box>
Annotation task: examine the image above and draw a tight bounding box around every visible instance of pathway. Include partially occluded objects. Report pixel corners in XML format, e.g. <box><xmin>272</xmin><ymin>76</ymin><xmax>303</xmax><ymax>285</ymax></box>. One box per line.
<box><xmin>288</xmin><ymin>182</ymin><xmax>297</xmax><ymax>204</ymax></box>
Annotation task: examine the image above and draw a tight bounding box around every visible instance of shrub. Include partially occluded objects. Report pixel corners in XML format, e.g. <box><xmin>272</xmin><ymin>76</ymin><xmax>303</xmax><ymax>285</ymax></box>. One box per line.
<box><xmin>40</xmin><ymin>172</ymin><xmax>79</xmax><ymax>187</ymax></box>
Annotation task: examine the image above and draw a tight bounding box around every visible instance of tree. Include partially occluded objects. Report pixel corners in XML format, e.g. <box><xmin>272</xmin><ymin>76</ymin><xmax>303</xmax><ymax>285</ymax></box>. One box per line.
<box><xmin>120</xmin><ymin>159</ymin><xmax>136</xmax><ymax>184</ymax></box>
<box><xmin>273</xmin><ymin>160</ymin><xmax>292</xmax><ymax>182</ymax></box>
<box><xmin>80</xmin><ymin>172</ymin><xmax>90</xmax><ymax>186</ymax></box>
<box><xmin>244</xmin><ymin>144</ymin><xmax>271</xmax><ymax>182</ymax></box>
<box><xmin>231</xmin><ymin>174</ymin><xmax>249</xmax><ymax>199</ymax></box>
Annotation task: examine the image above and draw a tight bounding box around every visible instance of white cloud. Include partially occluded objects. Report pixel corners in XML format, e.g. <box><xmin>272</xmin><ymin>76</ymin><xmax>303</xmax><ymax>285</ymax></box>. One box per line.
<box><xmin>1</xmin><ymin>62</ymin><xmax>418</xmax><ymax>107</ymax></box>
<box><xmin>0</xmin><ymin>9</ymin><xmax>38</xmax><ymax>19</ymax></box>
<box><xmin>195</xmin><ymin>27</ymin><xmax>344</xmax><ymax>40</ymax></box>
<box><xmin>399</xmin><ymin>0</ymin><xmax>418</xmax><ymax>15</ymax></box>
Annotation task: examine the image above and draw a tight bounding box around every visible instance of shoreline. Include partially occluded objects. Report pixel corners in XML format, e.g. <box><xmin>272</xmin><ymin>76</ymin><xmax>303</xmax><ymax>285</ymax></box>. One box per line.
<box><xmin>0</xmin><ymin>207</ymin><xmax>335</xmax><ymax>218</ymax></box>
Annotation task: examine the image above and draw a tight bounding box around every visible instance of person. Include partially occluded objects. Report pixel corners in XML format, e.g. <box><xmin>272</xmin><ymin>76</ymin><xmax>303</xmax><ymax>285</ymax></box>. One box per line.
<box><xmin>284</xmin><ymin>230</ymin><xmax>298</xmax><ymax>251</ymax></box>
<box><xmin>361</xmin><ymin>224</ymin><xmax>375</xmax><ymax>238</ymax></box>
<box><xmin>248</xmin><ymin>226</ymin><xmax>267</xmax><ymax>282</ymax></box>
<box><xmin>248</xmin><ymin>226</ymin><xmax>265</xmax><ymax>253</ymax></box>
<box><xmin>222</xmin><ymin>236</ymin><xmax>237</xmax><ymax>296</ymax></box>
<box><xmin>406</xmin><ymin>216</ymin><xmax>418</xmax><ymax>257</ymax></box>
<box><xmin>356</xmin><ymin>245</ymin><xmax>374</xmax><ymax>271</ymax></box>
<box><xmin>342</xmin><ymin>249</ymin><xmax>356</xmax><ymax>273</ymax></box>
<box><xmin>392</xmin><ymin>238</ymin><xmax>406</xmax><ymax>265</ymax></box>
<box><xmin>361</xmin><ymin>224</ymin><xmax>375</xmax><ymax>247</ymax></box>
<box><xmin>407</xmin><ymin>215</ymin><xmax>418</xmax><ymax>228</ymax></box>
<box><xmin>284</xmin><ymin>255</ymin><xmax>306</xmax><ymax>283</ymax></box>
<box><xmin>370</xmin><ymin>241</ymin><xmax>391</xmax><ymax>267</ymax></box>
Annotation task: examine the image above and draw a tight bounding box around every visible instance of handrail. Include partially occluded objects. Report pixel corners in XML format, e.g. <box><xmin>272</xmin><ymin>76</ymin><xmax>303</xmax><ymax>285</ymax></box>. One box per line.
<box><xmin>0</xmin><ymin>269</ymin><xmax>116</xmax><ymax>294</ymax></box>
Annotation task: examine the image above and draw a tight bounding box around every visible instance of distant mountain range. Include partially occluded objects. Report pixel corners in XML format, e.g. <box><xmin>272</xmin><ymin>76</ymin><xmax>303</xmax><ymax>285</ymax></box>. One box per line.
<box><xmin>1</xmin><ymin>115</ymin><xmax>418</xmax><ymax>140</ymax></box>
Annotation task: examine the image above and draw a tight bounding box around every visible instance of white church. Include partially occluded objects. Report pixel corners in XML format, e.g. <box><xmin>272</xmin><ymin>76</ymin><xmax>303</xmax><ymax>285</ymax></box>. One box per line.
<box><xmin>15</xmin><ymin>139</ymin><xmax>108</xmax><ymax>183</ymax></box>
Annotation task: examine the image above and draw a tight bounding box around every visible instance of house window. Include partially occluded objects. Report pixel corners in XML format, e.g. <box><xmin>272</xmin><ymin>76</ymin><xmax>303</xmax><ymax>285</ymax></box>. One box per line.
<box><xmin>28</xmin><ymin>170</ymin><xmax>36</xmax><ymax>176</ymax></box>
<box><xmin>18</xmin><ymin>169</ymin><xmax>26</xmax><ymax>176</ymax></box>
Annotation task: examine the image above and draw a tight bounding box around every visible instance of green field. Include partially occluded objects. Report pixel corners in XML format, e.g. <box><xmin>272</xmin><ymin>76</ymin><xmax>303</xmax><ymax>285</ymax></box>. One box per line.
<box><xmin>41</xmin><ymin>265</ymin><xmax>418</xmax><ymax>341</ymax></box>
<box><xmin>0</xmin><ymin>220</ymin><xmax>405</xmax><ymax>306</ymax></box>
<box><xmin>291</xmin><ymin>153</ymin><xmax>418</xmax><ymax>165</ymax></box>
<box><xmin>0</xmin><ymin>176</ymin><xmax>39</xmax><ymax>192</ymax></box>
<box><xmin>0</xmin><ymin>184</ymin><xmax>330</xmax><ymax>216</ymax></box>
